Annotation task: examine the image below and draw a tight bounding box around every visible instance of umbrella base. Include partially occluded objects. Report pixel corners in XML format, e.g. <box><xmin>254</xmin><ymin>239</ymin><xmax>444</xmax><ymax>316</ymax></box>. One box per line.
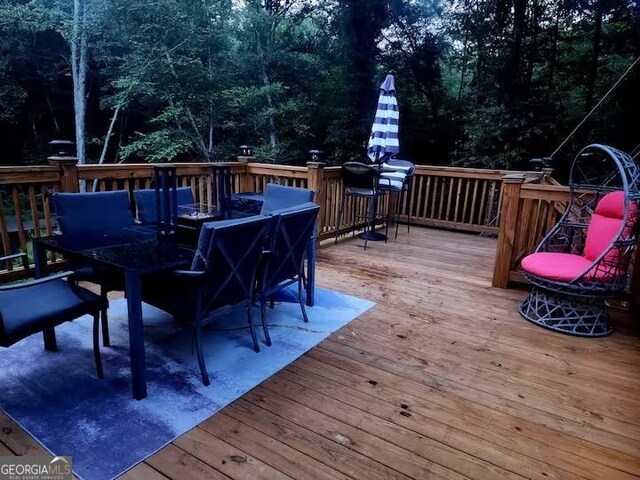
<box><xmin>358</xmin><ymin>231</ymin><xmax>387</xmax><ymax>241</ymax></box>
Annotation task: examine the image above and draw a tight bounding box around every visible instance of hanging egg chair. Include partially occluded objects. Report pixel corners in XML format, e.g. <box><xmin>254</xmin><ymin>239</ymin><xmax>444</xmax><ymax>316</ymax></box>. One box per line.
<box><xmin>519</xmin><ymin>144</ymin><xmax>640</xmax><ymax>336</ymax></box>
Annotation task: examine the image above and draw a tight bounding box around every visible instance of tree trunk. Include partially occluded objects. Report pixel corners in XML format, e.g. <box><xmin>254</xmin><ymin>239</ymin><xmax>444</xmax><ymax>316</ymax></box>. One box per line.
<box><xmin>458</xmin><ymin>16</ymin><xmax>471</xmax><ymax>102</ymax></box>
<box><xmin>546</xmin><ymin>1</ymin><xmax>561</xmax><ymax>102</ymax></box>
<box><xmin>71</xmin><ymin>0</ymin><xmax>88</xmax><ymax>166</ymax></box>
<box><xmin>45</xmin><ymin>93</ymin><xmax>60</xmax><ymax>133</ymax></box>
<box><xmin>503</xmin><ymin>0</ymin><xmax>528</xmax><ymax>102</ymax></box>
<box><xmin>585</xmin><ymin>0</ymin><xmax>604</xmax><ymax>112</ymax></box>
<box><xmin>92</xmin><ymin>104</ymin><xmax>121</xmax><ymax>191</ymax></box>
<box><xmin>256</xmin><ymin>34</ymin><xmax>278</xmax><ymax>149</ymax></box>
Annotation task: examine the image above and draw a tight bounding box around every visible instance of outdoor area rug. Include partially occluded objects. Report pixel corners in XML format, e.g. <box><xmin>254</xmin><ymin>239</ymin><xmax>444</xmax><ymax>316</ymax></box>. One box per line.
<box><xmin>0</xmin><ymin>286</ymin><xmax>374</xmax><ymax>480</ymax></box>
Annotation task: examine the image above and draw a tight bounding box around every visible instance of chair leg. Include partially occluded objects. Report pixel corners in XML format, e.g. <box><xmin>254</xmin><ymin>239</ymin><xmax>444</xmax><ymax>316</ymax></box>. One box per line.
<box><xmin>406</xmin><ymin>184</ymin><xmax>412</xmax><ymax>234</ymax></box>
<box><xmin>194</xmin><ymin>325</ymin><xmax>210</xmax><ymax>386</ymax></box>
<box><xmin>260</xmin><ymin>297</ymin><xmax>272</xmax><ymax>346</ymax></box>
<box><xmin>92</xmin><ymin>313</ymin><xmax>104</xmax><ymax>379</ymax></box>
<box><xmin>100</xmin><ymin>288</ymin><xmax>110</xmax><ymax>347</ymax></box>
<box><xmin>335</xmin><ymin>192</ymin><xmax>346</xmax><ymax>245</ymax></box>
<box><xmin>248</xmin><ymin>304</ymin><xmax>260</xmax><ymax>353</ymax></box>
<box><xmin>298</xmin><ymin>277</ymin><xmax>309</xmax><ymax>323</ymax></box>
<box><xmin>364</xmin><ymin>196</ymin><xmax>376</xmax><ymax>251</ymax></box>
<box><xmin>101</xmin><ymin>308</ymin><xmax>110</xmax><ymax>347</ymax></box>
<box><xmin>351</xmin><ymin>198</ymin><xmax>357</xmax><ymax>238</ymax></box>
<box><xmin>395</xmin><ymin>190</ymin><xmax>403</xmax><ymax>239</ymax></box>
<box><xmin>384</xmin><ymin>194</ymin><xmax>390</xmax><ymax>244</ymax></box>
<box><xmin>43</xmin><ymin>327</ymin><xmax>57</xmax><ymax>351</ymax></box>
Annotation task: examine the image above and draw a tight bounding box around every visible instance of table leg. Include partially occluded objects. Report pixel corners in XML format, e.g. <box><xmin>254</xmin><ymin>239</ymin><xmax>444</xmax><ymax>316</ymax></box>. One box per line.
<box><xmin>306</xmin><ymin>237</ymin><xmax>316</xmax><ymax>307</ymax></box>
<box><xmin>125</xmin><ymin>270</ymin><xmax>147</xmax><ymax>400</ymax></box>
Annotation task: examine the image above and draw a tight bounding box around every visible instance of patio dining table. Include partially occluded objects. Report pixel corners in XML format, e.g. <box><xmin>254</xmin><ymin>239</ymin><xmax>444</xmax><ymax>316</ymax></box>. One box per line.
<box><xmin>32</xmin><ymin>226</ymin><xmax>194</xmax><ymax>400</ymax></box>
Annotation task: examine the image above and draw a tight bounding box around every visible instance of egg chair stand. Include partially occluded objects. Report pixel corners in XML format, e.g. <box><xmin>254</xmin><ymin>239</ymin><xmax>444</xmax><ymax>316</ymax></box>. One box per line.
<box><xmin>518</xmin><ymin>144</ymin><xmax>640</xmax><ymax>337</ymax></box>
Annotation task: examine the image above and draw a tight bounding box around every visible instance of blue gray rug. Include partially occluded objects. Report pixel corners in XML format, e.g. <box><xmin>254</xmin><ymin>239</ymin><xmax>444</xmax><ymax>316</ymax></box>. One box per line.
<box><xmin>0</xmin><ymin>287</ymin><xmax>374</xmax><ymax>480</ymax></box>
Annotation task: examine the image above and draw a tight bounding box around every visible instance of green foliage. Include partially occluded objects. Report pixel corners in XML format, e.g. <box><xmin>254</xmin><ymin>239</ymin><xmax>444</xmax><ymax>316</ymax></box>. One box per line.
<box><xmin>0</xmin><ymin>0</ymin><xmax>639</xmax><ymax>169</ymax></box>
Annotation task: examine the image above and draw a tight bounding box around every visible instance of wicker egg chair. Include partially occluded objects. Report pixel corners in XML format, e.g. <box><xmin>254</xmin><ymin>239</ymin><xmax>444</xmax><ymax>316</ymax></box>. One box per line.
<box><xmin>519</xmin><ymin>144</ymin><xmax>640</xmax><ymax>337</ymax></box>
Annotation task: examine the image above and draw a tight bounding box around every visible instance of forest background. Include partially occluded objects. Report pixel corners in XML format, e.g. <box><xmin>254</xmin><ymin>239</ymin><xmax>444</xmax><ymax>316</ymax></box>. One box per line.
<box><xmin>0</xmin><ymin>0</ymin><xmax>638</xmax><ymax>173</ymax></box>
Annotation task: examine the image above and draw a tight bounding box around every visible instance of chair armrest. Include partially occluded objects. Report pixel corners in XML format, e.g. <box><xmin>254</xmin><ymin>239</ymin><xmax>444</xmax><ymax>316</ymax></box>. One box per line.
<box><xmin>171</xmin><ymin>270</ymin><xmax>206</xmax><ymax>278</ymax></box>
<box><xmin>0</xmin><ymin>271</ymin><xmax>75</xmax><ymax>291</ymax></box>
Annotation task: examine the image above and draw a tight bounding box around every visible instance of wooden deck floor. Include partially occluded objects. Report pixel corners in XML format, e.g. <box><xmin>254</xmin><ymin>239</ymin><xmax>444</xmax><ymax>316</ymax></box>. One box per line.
<box><xmin>2</xmin><ymin>227</ymin><xmax>639</xmax><ymax>479</ymax></box>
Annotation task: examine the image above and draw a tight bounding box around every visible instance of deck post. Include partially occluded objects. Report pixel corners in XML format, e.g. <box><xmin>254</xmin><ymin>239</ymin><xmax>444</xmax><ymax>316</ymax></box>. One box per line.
<box><xmin>306</xmin><ymin>161</ymin><xmax>326</xmax><ymax>240</ymax></box>
<box><xmin>48</xmin><ymin>156</ymin><xmax>79</xmax><ymax>193</ymax></box>
<box><xmin>236</xmin><ymin>155</ymin><xmax>255</xmax><ymax>193</ymax></box>
<box><xmin>492</xmin><ymin>174</ymin><xmax>525</xmax><ymax>288</ymax></box>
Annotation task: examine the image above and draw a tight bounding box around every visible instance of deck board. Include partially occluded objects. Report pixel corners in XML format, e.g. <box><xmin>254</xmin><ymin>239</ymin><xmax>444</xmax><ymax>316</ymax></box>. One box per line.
<box><xmin>2</xmin><ymin>228</ymin><xmax>639</xmax><ymax>479</ymax></box>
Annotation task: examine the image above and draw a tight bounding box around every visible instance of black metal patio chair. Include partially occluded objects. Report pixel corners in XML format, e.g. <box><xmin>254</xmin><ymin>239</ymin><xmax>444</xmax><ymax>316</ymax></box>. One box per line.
<box><xmin>141</xmin><ymin>215</ymin><xmax>271</xmax><ymax>385</ymax></box>
<box><xmin>52</xmin><ymin>190</ymin><xmax>136</xmax><ymax>346</ymax></box>
<box><xmin>0</xmin><ymin>253</ymin><xmax>106</xmax><ymax>378</ymax></box>
<box><xmin>519</xmin><ymin>144</ymin><xmax>640</xmax><ymax>336</ymax></box>
<box><xmin>257</xmin><ymin>202</ymin><xmax>320</xmax><ymax>346</ymax></box>
<box><xmin>335</xmin><ymin>162</ymin><xmax>389</xmax><ymax>250</ymax></box>
<box><xmin>378</xmin><ymin>158</ymin><xmax>415</xmax><ymax>238</ymax></box>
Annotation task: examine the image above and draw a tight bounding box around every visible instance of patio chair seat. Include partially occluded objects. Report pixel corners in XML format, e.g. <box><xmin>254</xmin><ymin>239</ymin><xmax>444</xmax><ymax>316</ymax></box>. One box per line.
<box><xmin>0</xmin><ymin>279</ymin><xmax>104</xmax><ymax>347</ymax></box>
<box><xmin>521</xmin><ymin>252</ymin><xmax>622</xmax><ymax>283</ymax></box>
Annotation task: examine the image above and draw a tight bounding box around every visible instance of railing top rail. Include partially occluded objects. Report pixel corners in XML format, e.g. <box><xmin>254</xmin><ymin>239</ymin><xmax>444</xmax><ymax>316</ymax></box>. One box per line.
<box><xmin>521</xmin><ymin>183</ymin><xmax>570</xmax><ymax>192</ymax></box>
<box><xmin>0</xmin><ymin>166</ymin><xmax>60</xmax><ymax>185</ymax></box>
<box><xmin>246</xmin><ymin>163</ymin><xmax>308</xmax><ymax>172</ymax></box>
<box><xmin>77</xmin><ymin>162</ymin><xmax>246</xmax><ymax>181</ymax></box>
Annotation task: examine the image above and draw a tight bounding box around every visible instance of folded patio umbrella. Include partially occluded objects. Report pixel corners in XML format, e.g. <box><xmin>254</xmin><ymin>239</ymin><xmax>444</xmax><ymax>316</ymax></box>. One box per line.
<box><xmin>367</xmin><ymin>74</ymin><xmax>400</xmax><ymax>163</ymax></box>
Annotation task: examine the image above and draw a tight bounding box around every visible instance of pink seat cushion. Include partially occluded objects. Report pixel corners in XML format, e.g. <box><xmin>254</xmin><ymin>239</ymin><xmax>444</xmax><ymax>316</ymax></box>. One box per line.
<box><xmin>521</xmin><ymin>252</ymin><xmax>620</xmax><ymax>283</ymax></box>
<box><xmin>521</xmin><ymin>191</ymin><xmax>635</xmax><ymax>283</ymax></box>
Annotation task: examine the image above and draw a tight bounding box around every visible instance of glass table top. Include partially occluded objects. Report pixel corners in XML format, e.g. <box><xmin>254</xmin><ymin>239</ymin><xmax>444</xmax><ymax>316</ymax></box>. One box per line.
<box><xmin>35</xmin><ymin>226</ymin><xmax>194</xmax><ymax>274</ymax></box>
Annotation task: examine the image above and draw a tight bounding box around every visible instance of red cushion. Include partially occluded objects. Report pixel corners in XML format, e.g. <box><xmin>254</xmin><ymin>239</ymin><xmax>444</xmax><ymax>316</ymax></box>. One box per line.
<box><xmin>521</xmin><ymin>252</ymin><xmax>620</xmax><ymax>283</ymax></box>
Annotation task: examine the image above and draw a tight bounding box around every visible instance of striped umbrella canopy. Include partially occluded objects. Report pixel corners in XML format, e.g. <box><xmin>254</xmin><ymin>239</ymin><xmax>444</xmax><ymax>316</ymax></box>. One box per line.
<box><xmin>367</xmin><ymin>74</ymin><xmax>400</xmax><ymax>163</ymax></box>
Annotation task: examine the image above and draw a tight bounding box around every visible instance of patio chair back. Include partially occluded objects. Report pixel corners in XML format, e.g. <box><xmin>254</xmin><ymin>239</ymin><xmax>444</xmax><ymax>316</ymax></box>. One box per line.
<box><xmin>133</xmin><ymin>187</ymin><xmax>195</xmax><ymax>224</ymax></box>
<box><xmin>261</xmin><ymin>202</ymin><xmax>320</xmax><ymax>293</ymax></box>
<box><xmin>192</xmin><ymin>216</ymin><xmax>271</xmax><ymax>315</ymax></box>
<box><xmin>341</xmin><ymin>162</ymin><xmax>378</xmax><ymax>192</ymax></box>
<box><xmin>379</xmin><ymin>158</ymin><xmax>415</xmax><ymax>190</ymax></box>
<box><xmin>260</xmin><ymin>184</ymin><xmax>315</xmax><ymax>215</ymax></box>
<box><xmin>52</xmin><ymin>191</ymin><xmax>135</xmax><ymax>234</ymax></box>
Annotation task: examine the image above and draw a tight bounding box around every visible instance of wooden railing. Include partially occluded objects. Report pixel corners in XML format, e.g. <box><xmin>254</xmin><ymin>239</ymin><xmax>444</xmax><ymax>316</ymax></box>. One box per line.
<box><xmin>1</xmin><ymin>156</ymin><xmax>543</xmax><ymax>284</ymax></box>
<box><xmin>492</xmin><ymin>177</ymin><xmax>568</xmax><ymax>288</ymax></box>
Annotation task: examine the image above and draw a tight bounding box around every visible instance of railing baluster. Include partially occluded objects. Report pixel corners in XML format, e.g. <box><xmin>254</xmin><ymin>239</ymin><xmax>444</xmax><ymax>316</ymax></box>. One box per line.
<box><xmin>28</xmin><ymin>185</ymin><xmax>41</xmax><ymax>238</ymax></box>
<box><xmin>0</xmin><ymin>194</ymin><xmax>11</xmax><ymax>259</ymax></box>
<box><xmin>469</xmin><ymin>179</ymin><xmax>479</xmax><ymax>224</ymax></box>
<box><xmin>11</xmin><ymin>187</ymin><xmax>27</xmax><ymax>254</ymax></box>
<box><xmin>453</xmin><ymin>178</ymin><xmax>463</xmax><ymax>223</ymax></box>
